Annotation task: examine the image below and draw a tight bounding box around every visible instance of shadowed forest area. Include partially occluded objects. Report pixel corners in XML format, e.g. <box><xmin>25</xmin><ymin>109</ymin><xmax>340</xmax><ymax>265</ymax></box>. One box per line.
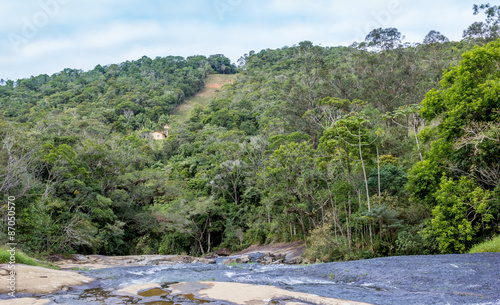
<box><xmin>1</xmin><ymin>4</ymin><xmax>499</xmax><ymax>261</ymax></box>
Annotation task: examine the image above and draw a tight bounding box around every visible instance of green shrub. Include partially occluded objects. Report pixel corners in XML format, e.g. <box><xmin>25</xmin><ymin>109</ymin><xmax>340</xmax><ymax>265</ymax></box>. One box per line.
<box><xmin>0</xmin><ymin>247</ymin><xmax>56</xmax><ymax>269</ymax></box>
<box><xmin>367</xmin><ymin>165</ymin><xmax>407</xmax><ymax>196</ymax></box>
<box><xmin>395</xmin><ymin>225</ymin><xmax>438</xmax><ymax>255</ymax></box>
<box><xmin>421</xmin><ymin>176</ymin><xmax>496</xmax><ymax>254</ymax></box>
<box><xmin>469</xmin><ymin>235</ymin><xmax>500</xmax><ymax>253</ymax></box>
<box><xmin>304</xmin><ymin>223</ymin><xmax>364</xmax><ymax>262</ymax></box>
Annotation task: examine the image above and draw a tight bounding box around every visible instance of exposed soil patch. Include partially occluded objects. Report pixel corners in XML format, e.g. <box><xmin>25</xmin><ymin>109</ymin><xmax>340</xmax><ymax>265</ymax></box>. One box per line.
<box><xmin>172</xmin><ymin>74</ymin><xmax>237</xmax><ymax>120</ymax></box>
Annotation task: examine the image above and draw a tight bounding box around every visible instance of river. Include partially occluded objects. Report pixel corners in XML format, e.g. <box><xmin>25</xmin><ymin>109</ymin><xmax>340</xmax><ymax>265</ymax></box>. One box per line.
<box><xmin>14</xmin><ymin>253</ymin><xmax>500</xmax><ymax>304</ymax></box>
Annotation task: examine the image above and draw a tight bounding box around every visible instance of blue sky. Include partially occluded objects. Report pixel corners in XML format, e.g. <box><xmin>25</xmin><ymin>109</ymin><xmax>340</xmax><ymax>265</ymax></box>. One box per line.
<box><xmin>0</xmin><ymin>0</ymin><xmax>484</xmax><ymax>80</ymax></box>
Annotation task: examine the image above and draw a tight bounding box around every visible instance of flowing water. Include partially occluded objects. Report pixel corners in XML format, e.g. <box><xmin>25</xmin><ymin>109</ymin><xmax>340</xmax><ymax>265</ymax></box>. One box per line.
<box><xmin>7</xmin><ymin>253</ymin><xmax>500</xmax><ymax>304</ymax></box>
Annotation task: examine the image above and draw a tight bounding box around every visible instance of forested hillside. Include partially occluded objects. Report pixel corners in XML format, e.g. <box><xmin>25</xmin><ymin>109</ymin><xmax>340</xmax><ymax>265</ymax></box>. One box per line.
<box><xmin>1</xmin><ymin>5</ymin><xmax>499</xmax><ymax>260</ymax></box>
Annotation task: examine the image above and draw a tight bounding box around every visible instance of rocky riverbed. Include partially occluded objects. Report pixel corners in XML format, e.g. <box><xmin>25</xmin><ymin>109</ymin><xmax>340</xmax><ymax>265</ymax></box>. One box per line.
<box><xmin>51</xmin><ymin>254</ymin><xmax>217</xmax><ymax>270</ymax></box>
<box><xmin>1</xmin><ymin>252</ymin><xmax>499</xmax><ymax>304</ymax></box>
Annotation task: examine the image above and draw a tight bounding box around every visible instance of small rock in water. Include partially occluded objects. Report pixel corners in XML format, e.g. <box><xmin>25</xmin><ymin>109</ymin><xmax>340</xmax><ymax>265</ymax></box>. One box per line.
<box><xmin>263</xmin><ymin>256</ymin><xmax>274</xmax><ymax>263</ymax></box>
<box><xmin>223</xmin><ymin>255</ymin><xmax>251</xmax><ymax>265</ymax></box>
<box><xmin>72</xmin><ymin>254</ymin><xmax>89</xmax><ymax>261</ymax></box>
<box><xmin>284</xmin><ymin>257</ymin><xmax>302</xmax><ymax>264</ymax></box>
<box><xmin>203</xmin><ymin>253</ymin><xmax>219</xmax><ymax>259</ymax></box>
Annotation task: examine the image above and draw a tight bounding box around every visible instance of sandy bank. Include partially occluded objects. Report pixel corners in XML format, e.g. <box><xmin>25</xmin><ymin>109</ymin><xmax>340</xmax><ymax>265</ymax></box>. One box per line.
<box><xmin>0</xmin><ymin>298</ymin><xmax>50</xmax><ymax>305</ymax></box>
<box><xmin>0</xmin><ymin>264</ymin><xmax>94</xmax><ymax>295</ymax></box>
<box><xmin>170</xmin><ymin>281</ymin><xmax>372</xmax><ymax>305</ymax></box>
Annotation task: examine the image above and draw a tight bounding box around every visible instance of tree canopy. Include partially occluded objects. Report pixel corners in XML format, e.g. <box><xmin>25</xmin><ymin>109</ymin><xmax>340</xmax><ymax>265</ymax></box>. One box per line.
<box><xmin>1</xmin><ymin>5</ymin><xmax>498</xmax><ymax>261</ymax></box>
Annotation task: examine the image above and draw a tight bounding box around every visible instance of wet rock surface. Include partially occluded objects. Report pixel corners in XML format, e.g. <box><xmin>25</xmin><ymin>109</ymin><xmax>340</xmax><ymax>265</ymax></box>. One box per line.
<box><xmin>302</xmin><ymin>253</ymin><xmax>500</xmax><ymax>305</ymax></box>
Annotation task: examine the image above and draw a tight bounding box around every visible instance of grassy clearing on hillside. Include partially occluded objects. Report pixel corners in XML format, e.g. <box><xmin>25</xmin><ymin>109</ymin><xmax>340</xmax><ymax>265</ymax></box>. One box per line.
<box><xmin>172</xmin><ymin>73</ymin><xmax>237</xmax><ymax>122</ymax></box>
<box><xmin>469</xmin><ymin>235</ymin><xmax>500</xmax><ymax>253</ymax></box>
<box><xmin>0</xmin><ymin>246</ymin><xmax>57</xmax><ymax>269</ymax></box>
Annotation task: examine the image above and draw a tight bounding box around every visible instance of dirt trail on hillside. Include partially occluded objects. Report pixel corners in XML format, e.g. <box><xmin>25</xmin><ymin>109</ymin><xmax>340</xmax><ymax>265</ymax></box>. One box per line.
<box><xmin>172</xmin><ymin>74</ymin><xmax>237</xmax><ymax>120</ymax></box>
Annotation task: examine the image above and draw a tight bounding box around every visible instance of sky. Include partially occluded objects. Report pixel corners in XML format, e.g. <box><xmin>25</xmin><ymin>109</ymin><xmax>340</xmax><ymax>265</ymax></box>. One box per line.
<box><xmin>0</xmin><ymin>0</ymin><xmax>485</xmax><ymax>81</ymax></box>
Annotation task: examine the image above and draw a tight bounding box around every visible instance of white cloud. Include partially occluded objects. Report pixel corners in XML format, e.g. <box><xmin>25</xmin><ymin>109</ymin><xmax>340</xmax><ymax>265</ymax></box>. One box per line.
<box><xmin>18</xmin><ymin>21</ymin><xmax>162</xmax><ymax>57</ymax></box>
<box><xmin>0</xmin><ymin>0</ymin><xmax>488</xmax><ymax>80</ymax></box>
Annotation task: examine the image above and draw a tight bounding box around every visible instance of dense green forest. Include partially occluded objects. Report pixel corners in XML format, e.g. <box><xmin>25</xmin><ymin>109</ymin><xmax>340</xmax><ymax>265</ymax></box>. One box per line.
<box><xmin>1</xmin><ymin>5</ymin><xmax>499</xmax><ymax>260</ymax></box>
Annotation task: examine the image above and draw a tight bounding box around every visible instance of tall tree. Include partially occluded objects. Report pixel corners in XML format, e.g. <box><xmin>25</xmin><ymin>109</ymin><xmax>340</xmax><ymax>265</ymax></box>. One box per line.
<box><xmin>364</xmin><ymin>28</ymin><xmax>403</xmax><ymax>51</ymax></box>
<box><xmin>463</xmin><ymin>3</ymin><xmax>500</xmax><ymax>42</ymax></box>
<box><xmin>423</xmin><ymin>30</ymin><xmax>450</xmax><ymax>44</ymax></box>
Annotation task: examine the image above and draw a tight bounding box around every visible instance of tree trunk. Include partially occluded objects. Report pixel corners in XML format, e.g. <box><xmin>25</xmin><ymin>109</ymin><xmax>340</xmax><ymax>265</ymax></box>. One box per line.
<box><xmin>412</xmin><ymin>114</ymin><xmax>423</xmax><ymax>161</ymax></box>
<box><xmin>376</xmin><ymin>144</ymin><xmax>381</xmax><ymax>197</ymax></box>
<box><xmin>359</xmin><ymin>128</ymin><xmax>371</xmax><ymax>211</ymax></box>
<box><xmin>207</xmin><ymin>217</ymin><xmax>211</xmax><ymax>253</ymax></box>
<box><xmin>198</xmin><ymin>238</ymin><xmax>205</xmax><ymax>256</ymax></box>
<box><xmin>369</xmin><ymin>224</ymin><xmax>374</xmax><ymax>255</ymax></box>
